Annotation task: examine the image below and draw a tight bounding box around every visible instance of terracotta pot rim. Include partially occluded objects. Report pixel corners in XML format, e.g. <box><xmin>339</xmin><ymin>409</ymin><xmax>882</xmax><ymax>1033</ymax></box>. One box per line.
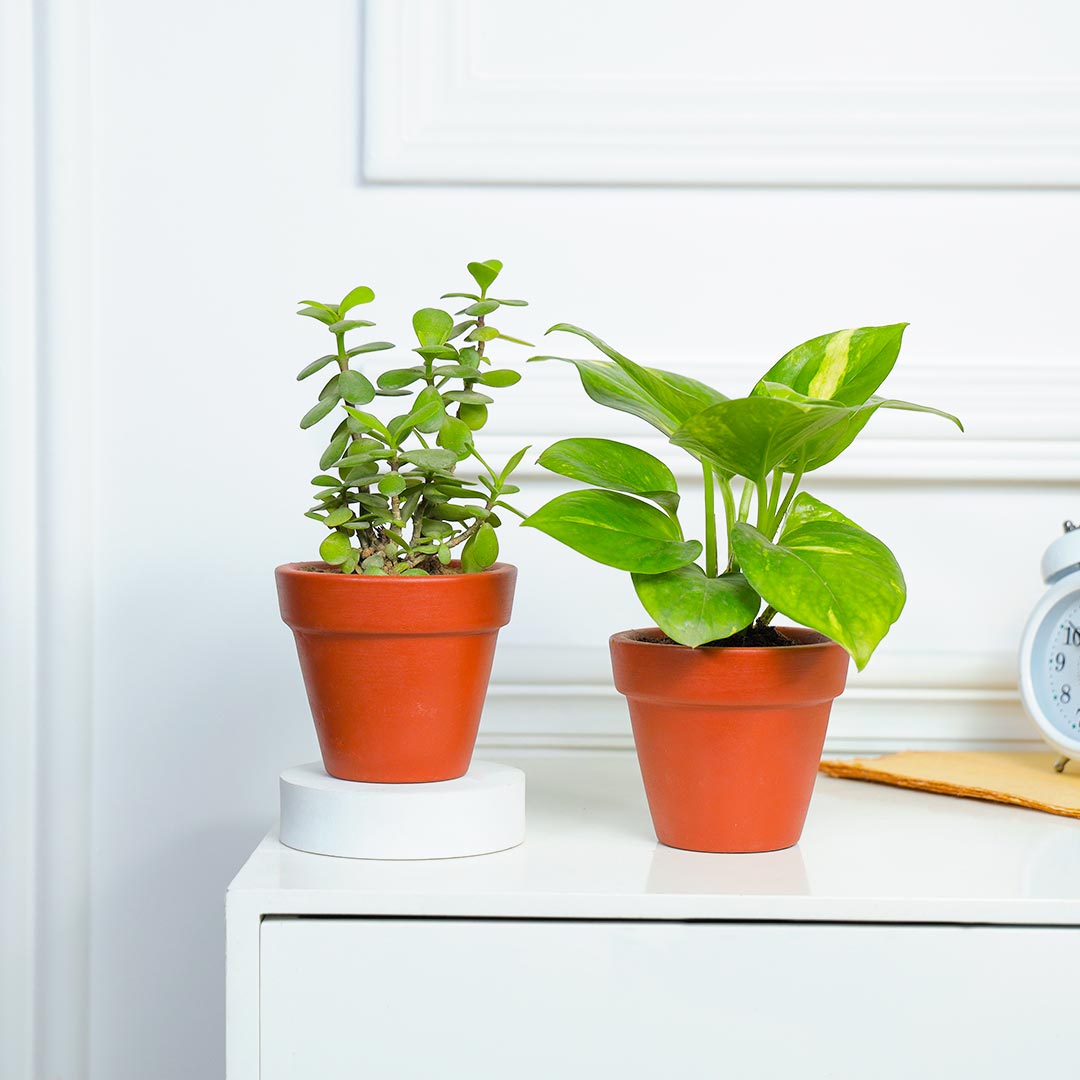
<box><xmin>609</xmin><ymin>625</ymin><xmax>843</xmax><ymax>653</ymax></box>
<box><xmin>276</xmin><ymin>560</ymin><xmax>516</xmax><ymax>582</ymax></box>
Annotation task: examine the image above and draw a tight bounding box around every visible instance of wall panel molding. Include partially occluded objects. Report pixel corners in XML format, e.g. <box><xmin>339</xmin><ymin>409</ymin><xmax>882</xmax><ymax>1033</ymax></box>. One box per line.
<box><xmin>0</xmin><ymin>0</ymin><xmax>97</xmax><ymax>1076</ymax></box>
<box><xmin>0</xmin><ymin>2</ymin><xmax>41</xmax><ymax>1076</ymax></box>
<box><xmin>365</xmin><ymin>0</ymin><xmax>1080</xmax><ymax>187</ymax></box>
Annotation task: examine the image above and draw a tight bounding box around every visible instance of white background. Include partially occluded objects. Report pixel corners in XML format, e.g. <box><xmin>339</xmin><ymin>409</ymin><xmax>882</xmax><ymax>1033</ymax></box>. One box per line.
<box><xmin>3</xmin><ymin>1</ymin><xmax>1080</xmax><ymax>1077</ymax></box>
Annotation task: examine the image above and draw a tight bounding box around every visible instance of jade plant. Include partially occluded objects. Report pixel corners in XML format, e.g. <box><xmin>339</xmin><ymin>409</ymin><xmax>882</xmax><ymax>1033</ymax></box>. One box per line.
<box><xmin>524</xmin><ymin>324</ymin><xmax>962</xmax><ymax>668</ymax></box>
<box><xmin>296</xmin><ymin>259</ymin><xmax>530</xmax><ymax>575</ymax></box>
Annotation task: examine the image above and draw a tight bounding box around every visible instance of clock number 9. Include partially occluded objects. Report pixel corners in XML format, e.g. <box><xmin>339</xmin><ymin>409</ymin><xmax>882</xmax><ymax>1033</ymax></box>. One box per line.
<box><xmin>1062</xmin><ymin>685</ymin><xmax>1072</xmax><ymax>704</ymax></box>
<box><xmin>1056</xmin><ymin>652</ymin><xmax>1067</xmax><ymax>671</ymax></box>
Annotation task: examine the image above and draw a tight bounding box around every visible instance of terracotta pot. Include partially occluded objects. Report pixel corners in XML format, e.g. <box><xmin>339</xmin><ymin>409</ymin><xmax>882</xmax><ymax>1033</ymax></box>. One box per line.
<box><xmin>276</xmin><ymin>561</ymin><xmax>516</xmax><ymax>783</ymax></box>
<box><xmin>610</xmin><ymin>627</ymin><xmax>849</xmax><ymax>853</ymax></box>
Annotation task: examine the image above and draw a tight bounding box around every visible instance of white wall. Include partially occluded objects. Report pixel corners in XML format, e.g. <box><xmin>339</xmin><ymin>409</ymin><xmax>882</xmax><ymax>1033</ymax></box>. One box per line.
<box><xmin>5</xmin><ymin>1</ymin><xmax>1080</xmax><ymax>1077</ymax></box>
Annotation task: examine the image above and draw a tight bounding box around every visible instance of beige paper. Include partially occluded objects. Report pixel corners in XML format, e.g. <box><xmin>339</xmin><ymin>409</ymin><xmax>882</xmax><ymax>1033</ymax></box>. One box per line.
<box><xmin>819</xmin><ymin>751</ymin><xmax>1080</xmax><ymax>819</ymax></box>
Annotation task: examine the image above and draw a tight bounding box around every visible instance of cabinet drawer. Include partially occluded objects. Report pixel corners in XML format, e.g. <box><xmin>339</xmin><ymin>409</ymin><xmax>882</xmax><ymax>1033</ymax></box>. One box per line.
<box><xmin>260</xmin><ymin>916</ymin><xmax>1075</xmax><ymax>1079</ymax></box>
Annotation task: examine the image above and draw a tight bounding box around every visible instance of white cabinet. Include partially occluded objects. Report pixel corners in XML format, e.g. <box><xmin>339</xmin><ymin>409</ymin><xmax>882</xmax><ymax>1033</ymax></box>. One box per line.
<box><xmin>228</xmin><ymin>754</ymin><xmax>1080</xmax><ymax>1079</ymax></box>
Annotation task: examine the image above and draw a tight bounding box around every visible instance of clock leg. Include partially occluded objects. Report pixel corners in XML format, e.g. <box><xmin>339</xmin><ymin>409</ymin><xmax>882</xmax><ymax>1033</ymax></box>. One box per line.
<box><xmin>1054</xmin><ymin>755</ymin><xmax>1070</xmax><ymax>773</ymax></box>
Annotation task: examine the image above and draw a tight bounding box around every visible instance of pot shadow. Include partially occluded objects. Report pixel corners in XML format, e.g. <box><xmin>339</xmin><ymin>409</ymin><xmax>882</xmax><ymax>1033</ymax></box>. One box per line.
<box><xmin>645</xmin><ymin>840</ymin><xmax>811</xmax><ymax>897</ymax></box>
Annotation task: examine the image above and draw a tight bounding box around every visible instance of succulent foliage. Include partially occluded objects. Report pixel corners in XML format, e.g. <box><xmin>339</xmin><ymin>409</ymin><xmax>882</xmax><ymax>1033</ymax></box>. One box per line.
<box><xmin>296</xmin><ymin>260</ymin><xmax>530</xmax><ymax>575</ymax></box>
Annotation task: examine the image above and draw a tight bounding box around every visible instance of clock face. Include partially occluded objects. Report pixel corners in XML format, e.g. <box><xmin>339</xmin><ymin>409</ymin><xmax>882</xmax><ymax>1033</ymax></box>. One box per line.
<box><xmin>1029</xmin><ymin>590</ymin><xmax>1080</xmax><ymax>742</ymax></box>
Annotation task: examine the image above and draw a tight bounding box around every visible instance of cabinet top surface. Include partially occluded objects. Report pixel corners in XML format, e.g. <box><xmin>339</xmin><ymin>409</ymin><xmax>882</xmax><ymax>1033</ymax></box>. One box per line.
<box><xmin>228</xmin><ymin>753</ymin><xmax>1080</xmax><ymax>924</ymax></box>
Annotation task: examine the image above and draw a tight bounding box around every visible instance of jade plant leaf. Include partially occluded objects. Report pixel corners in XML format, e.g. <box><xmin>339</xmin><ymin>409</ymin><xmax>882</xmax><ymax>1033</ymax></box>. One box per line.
<box><xmin>730</xmin><ymin>493</ymin><xmax>906</xmax><ymax>670</ymax></box>
<box><xmin>523</xmin><ymin>490</ymin><xmax>701</xmax><ymax>574</ymax></box>
<box><xmin>632</xmin><ymin>566</ymin><xmax>760</xmax><ymax>647</ymax></box>
<box><xmin>300</xmin><ymin>396</ymin><xmax>339</xmax><ymax>429</ymax></box>
<box><xmin>337</xmin><ymin>369</ymin><xmax>376</xmax><ymax>406</ymax></box>
<box><xmin>297</xmin><ymin>305</ymin><xmax>337</xmax><ymax>326</ymax></box>
<box><xmin>467</xmin><ymin>260</ymin><xmax>503</xmax><ymax>294</ymax></box>
<box><xmin>319</xmin><ymin>529</ymin><xmax>353</xmax><ymax>565</ymax></box>
<box><xmin>338</xmin><ymin>285</ymin><xmax>375</xmax><ymax>316</ymax></box>
<box><xmin>412</xmin><ymin>308</ymin><xmax>454</xmax><ymax>348</ymax></box>
<box><xmin>537</xmin><ymin>438</ymin><xmax>680</xmax><ymax>515</ymax></box>
<box><xmin>753</xmin><ymin>324</ymin><xmax>908</xmax><ymax>406</ymax></box>
<box><xmin>461</xmin><ymin>521</ymin><xmax>499</xmax><ymax>572</ymax></box>
<box><xmin>400</xmin><ymin>448</ymin><xmax>458</xmax><ymax>472</ymax></box>
<box><xmin>296</xmin><ymin>354</ymin><xmax>338</xmax><ymax>381</ymax></box>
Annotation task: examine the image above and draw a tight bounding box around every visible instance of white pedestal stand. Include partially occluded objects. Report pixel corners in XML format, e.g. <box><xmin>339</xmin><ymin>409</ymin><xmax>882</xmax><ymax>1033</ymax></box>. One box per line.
<box><xmin>279</xmin><ymin>761</ymin><xmax>525</xmax><ymax>860</ymax></box>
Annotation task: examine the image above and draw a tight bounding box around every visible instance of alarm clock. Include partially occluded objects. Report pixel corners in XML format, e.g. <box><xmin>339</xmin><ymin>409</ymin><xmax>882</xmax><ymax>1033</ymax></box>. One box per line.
<box><xmin>1019</xmin><ymin>520</ymin><xmax>1080</xmax><ymax>771</ymax></box>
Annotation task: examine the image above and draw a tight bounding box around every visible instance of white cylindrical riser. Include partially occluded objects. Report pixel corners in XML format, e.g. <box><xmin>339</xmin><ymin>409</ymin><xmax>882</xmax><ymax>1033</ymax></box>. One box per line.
<box><xmin>279</xmin><ymin>761</ymin><xmax>526</xmax><ymax>860</ymax></box>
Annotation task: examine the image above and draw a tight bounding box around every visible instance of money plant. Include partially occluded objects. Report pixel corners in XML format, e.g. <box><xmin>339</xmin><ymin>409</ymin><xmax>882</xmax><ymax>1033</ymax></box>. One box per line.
<box><xmin>524</xmin><ymin>324</ymin><xmax>962</xmax><ymax>668</ymax></box>
<box><xmin>296</xmin><ymin>259</ymin><xmax>530</xmax><ymax>575</ymax></box>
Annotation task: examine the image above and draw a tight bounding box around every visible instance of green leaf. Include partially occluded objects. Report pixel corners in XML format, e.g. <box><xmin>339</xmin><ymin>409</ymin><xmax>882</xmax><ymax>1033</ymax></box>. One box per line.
<box><xmin>411</xmin><ymin>385</ymin><xmax>446</xmax><ymax>434</ymax></box>
<box><xmin>318</xmin><ymin>373</ymin><xmax>341</xmax><ymax>401</ymax></box>
<box><xmin>632</xmin><ymin>566</ymin><xmax>760</xmax><ymax>647</ymax></box>
<box><xmin>338</xmin><ymin>370</ymin><xmax>376</xmax><ymax>405</ymax></box>
<box><xmin>440</xmin><ymin>292</ymin><xmax>480</xmax><ymax>302</ymax></box>
<box><xmin>523</xmin><ymin>490</ymin><xmax>701</xmax><ymax>574</ymax></box>
<box><xmin>670</xmin><ymin>396</ymin><xmax>850</xmax><ymax>481</ymax></box>
<box><xmin>339</xmin><ymin>285</ymin><xmax>375</xmax><ymax>315</ymax></box>
<box><xmin>297</xmin><ymin>306</ymin><xmax>336</xmax><ymax>326</ymax></box>
<box><xmin>750</xmin><ymin>383</ymin><xmax>963</xmax><ymax>473</ymax></box>
<box><xmin>477</xmin><ymin>369</ymin><xmax>521</xmax><ymax>388</ymax></box>
<box><xmin>377</xmin><ymin>367</ymin><xmax>425</xmax><ymax>390</ymax></box>
<box><xmin>311</xmin><ymin>474</ymin><xmax>342</xmax><ymax>487</ymax></box>
<box><xmin>319</xmin><ymin>530</ymin><xmax>353</xmax><ymax>565</ymax></box>
<box><xmin>298</xmin><ymin>299</ymin><xmax>339</xmax><ymax>317</ymax></box>
<box><xmin>499</xmin><ymin>445</ymin><xmax>530</xmax><ymax>483</ymax></box>
<box><xmin>754</xmin><ymin>324</ymin><xmax>909</xmax><ymax>407</ymax></box>
<box><xmin>319</xmin><ymin>432</ymin><xmax>350</xmax><ymax>470</ymax></box>
<box><xmin>428</xmin><ymin>502</ymin><xmax>487</xmax><ymax>522</ymax></box>
<box><xmin>334</xmin><ymin>449</ymin><xmax>391</xmax><ymax>468</ymax></box>
<box><xmin>458</xmin><ymin>403</ymin><xmax>488</xmax><ymax>430</ymax></box>
<box><xmin>413</xmin><ymin>307</ymin><xmax>454</xmax><ymax>348</ymax></box>
<box><xmin>540</xmin><ymin>324</ymin><xmax>727</xmax><ymax>437</ymax></box>
<box><xmin>343</xmin><ymin>407</ymin><xmax>391</xmax><ymax>441</ymax></box>
<box><xmin>378</xmin><ymin>473</ymin><xmax>406</xmax><ymax>496</ymax></box>
<box><xmin>537</xmin><ymin>438</ymin><xmax>680</xmax><ymax>515</ymax></box>
<box><xmin>461</xmin><ymin>522</ymin><xmax>499</xmax><ymax>573</ymax></box>
<box><xmin>531</xmin><ymin>353</ymin><xmax>725</xmax><ymax>438</ymax></box>
<box><xmin>400</xmin><ymin>448</ymin><xmax>458</xmax><ymax>472</ymax></box>
<box><xmin>443</xmin><ymin>389</ymin><xmax>494</xmax><ymax>405</ymax></box>
<box><xmin>328</xmin><ymin>319</ymin><xmax>376</xmax><ymax>334</ymax></box>
<box><xmin>467</xmin><ymin>326</ymin><xmax>500</xmax><ymax>342</ymax></box>
<box><xmin>731</xmin><ymin>493</ymin><xmax>906</xmax><ymax>670</ymax></box>
<box><xmin>433</xmin><ymin>364</ymin><xmax>481</xmax><ymax>380</ymax></box>
<box><xmin>345</xmin><ymin>341</ymin><xmax>395</xmax><ymax>358</ymax></box>
<box><xmin>300</xmin><ymin>396</ymin><xmax>339</xmax><ymax>429</ymax></box>
<box><xmin>414</xmin><ymin>344</ymin><xmax>459</xmax><ymax>362</ymax></box>
<box><xmin>324</xmin><ymin>507</ymin><xmax>354</xmax><ymax>527</ymax></box>
<box><xmin>491</xmin><ymin>297</ymin><xmax>527</xmax><ymax>307</ymax></box>
<box><xmin>421</xmin><ymin>519</ymin><xmax>454</xmax><ymax>539</ymax></box>
<box><xmin>467</xmin><ymin>259</ymin><xmax>503</xmax><ymax>294</ymax></box>
<box><xmin>296</xmin><ymin>354</ymin><xmax>338</xmax><ymax>381</ymax></box>
<box><xmin>492</xmin><ymin>331</ymin><xmax>533</xmax><ymax>347</ymax></box>
<box><xmin>437</xmin><ymin>416</ymin><xmax>473</xmax><ymax>453</ymax></box>
<box><xmin>460</xmin><ymin>300</ymin><xmax>499</xmax><ymax>317</ymax></box>
<box><xmin>389</xmin><ymin>390</ymin><xmax>444</xmax><ymax>441</ymax></box>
